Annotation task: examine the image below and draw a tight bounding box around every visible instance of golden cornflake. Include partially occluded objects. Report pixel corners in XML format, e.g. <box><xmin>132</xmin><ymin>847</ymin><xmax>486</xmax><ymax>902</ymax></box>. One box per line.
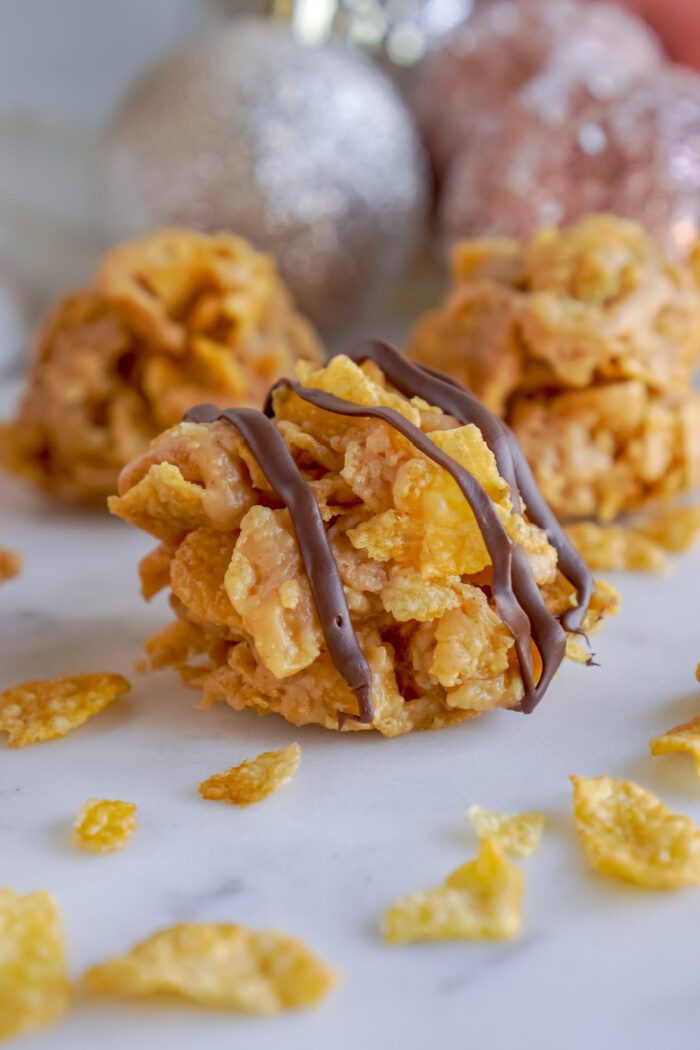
<box><xmin>82</xmin><ymin>922</ymin><xmax>337</xmax><ymax>1013</ymax></box>
<box><xmin>467</xmin><ymin>805</ymin><xmax>544</xmax><ymax>858</ymax></box>
<box><xmin>0</xmin><ymin>673</ymin><xmax>130</xmax><ymax>748</ymax></box>
<box><xmin>383</xmin><ymin>837</ymin><xmax>523</xmax><ymax>944</ymax></box>
<box><xmin>637</xmin><ymin>505</ymin><xmax>700</xmax><ymax>553</ymax></box>
<box><xmin>0</xmin><ymin>889</ymin><xmax>71</xmax><ymax>1040</ymax></box>
<box><xmin>72</xmin><ymin>798</ymin><xmax>137</xmax><ymax>853</ymax></box>
<box><xmin>564</xmin><ymin>522</ymin><xmax>670</xmax><ymax>574</ymax></box>
<box><xmin>0</xmin><ymin>547</ymin><xmax>21</xmax><ymax>583</ymax></box>
<box><xmin>571</xmin><ymin>775</ymin><xmax>700</xmax><ymax>890</ymax></box>
<box><xmin>199</xmin><ymin>744</ymin><xmax>301</xmax><ymax>806</ymax></box>
<box><xmin>650</xmin><ymin>718</ymin><xmax>700</xmax><ymax>777</ymax></box>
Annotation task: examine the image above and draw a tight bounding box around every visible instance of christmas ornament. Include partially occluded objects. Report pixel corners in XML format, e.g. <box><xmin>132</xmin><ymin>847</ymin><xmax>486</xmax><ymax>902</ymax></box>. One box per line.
<box><xmin>97</xmin><ymin>19</ymin><xmax>429</xmax><ymax>329</ymax></box>
<box><xmin>413</xmin><ymin>0</ymin><xmax>663</xmax><ymax>179</ymax></box>
<box><xmin>439</xmin><ymin>65</ymin><xmax>700</xmax><ymax>257</ymax></box>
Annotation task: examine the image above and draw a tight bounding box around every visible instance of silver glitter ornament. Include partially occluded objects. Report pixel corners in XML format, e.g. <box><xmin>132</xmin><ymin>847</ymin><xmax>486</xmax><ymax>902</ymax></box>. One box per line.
<box><xmin>413</xmin><ymin>0</ymin><xmax>663</xmax><ymax>179</ymax></box>
<box><xmin>439</xmin><ymin>65</ymin><xmax>700</xmax><ymax>257</ymax></box>
<box><xmin>97</xmin><ymin>20</ymin><xmax>429</xmax><ymax>329</ymax></box>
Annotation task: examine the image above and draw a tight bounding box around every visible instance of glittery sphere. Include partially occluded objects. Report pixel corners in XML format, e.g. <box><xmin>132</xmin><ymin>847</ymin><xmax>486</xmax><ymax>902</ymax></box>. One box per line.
<box><xmin>413</xmin><ymin>0</ymin><xmax>663</xmax><ymax>178</ymax></box>
<box><xmin>439</xmin><ymin>65</ymin><xmax>700</xmax><ymax>257</ymax></box>
<box><xmin>97</xmin><ymin>20</ymin><xmax>429</xmax><ymax>329</ymax></box>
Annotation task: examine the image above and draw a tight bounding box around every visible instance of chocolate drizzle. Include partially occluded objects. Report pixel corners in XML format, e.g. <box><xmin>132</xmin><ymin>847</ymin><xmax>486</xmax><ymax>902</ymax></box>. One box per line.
<box><xmin>186</xmin><ymin>340</ymin><xmax>594</xmax><ymax>725</ymax></box>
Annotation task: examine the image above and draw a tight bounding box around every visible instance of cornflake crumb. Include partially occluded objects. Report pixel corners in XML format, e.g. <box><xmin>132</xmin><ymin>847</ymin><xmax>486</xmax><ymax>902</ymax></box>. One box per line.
<box><xmin>467</xmin><ymin>805</ymin><xmax>544</xmax><ymax>857</ymax></box>
<box><xmin>0</xmin><ymin>547</ymin><xmax>21</xmax><ymax>583</ymax></box>
<box><xmin>82</xmin><ymin>922</ymin><xmax>337</xmax><ymax>1013</ymax></box>
<box><xmin>564</xmin><ymin>522</ymin><xmax>670</xmax><ymax>574</ymax></box>
<box><xmin>0</xmin><ymin>889</ymin><xmax>71</xmax><ymax>1040</ymax></box>
<box><xmin>637</xmin><ymin>505</ymin><xmax>700</xmax><ymax>553</ymax></box>
<box><xmin>571</xmin><ymin>775</ymin><xmax>700</xmax><ymax>889</ymax></box>
<box><xmin>0</xmin><ymin>673</ymin><xmax>130</xmax><ymax>748</ymax></box>
<box><xmin>199</xmin><ymin>744</ymin><xmax>301</xmax><ymax>806</ymax></box>
<box><xmin>650</xmin><ymin>719</ymin><xmax>700</xmax><ymax>778</ymax></box>
<box><xmin>383</xmin><ymin>837</ymin><xmax>523</xmax><ymax>944</ymax></box>
<box><xmin>72</xmin><ymin>798</ymin><xmax>137</xmax><ymax>853</ymax></box>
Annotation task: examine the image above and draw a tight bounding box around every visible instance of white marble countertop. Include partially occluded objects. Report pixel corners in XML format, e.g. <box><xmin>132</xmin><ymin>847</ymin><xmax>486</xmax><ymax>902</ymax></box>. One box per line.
<box><xmin>2</xmin><ymin>397</ymin><xmax>700</xmax><ymax>1050</ymax></box>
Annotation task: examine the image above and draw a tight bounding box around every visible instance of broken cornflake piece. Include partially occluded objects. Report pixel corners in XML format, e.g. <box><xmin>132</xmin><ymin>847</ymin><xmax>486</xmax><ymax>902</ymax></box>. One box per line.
<box><xmin>0</xmin><ymin>673</ymin><xmax>130</xmax><ymax>748</ymax></box>
<box><xmin>383</xmin><ymin>837</ymin><xmax>523</xmax><ymax>945</ymax></box>
<box><xmin>650</xmin><ymin>718</ymin><xmax>700</xmax><ymax>778</ymax></box>
<box><xmin>467</xmin><ymin>805</ymin><xmax>544</xmax><ymax>857</ymax></box>
<box><xmin>0</xmin><ymin>546</ymin><xmax>21</xmax><ymax>583</ymax></box>
<box><xmin>72</xmin><ymin>799</ymin><xmax>137</xmax><ymax>853</ymax></box>
<box><xmin>199</xmin><ymin>744</ymin><xmax>301</xmax><ymax>806</ymax></box>
<box><xmin>82</xmin><ymin>922</ymin><xmax>337</xmax><ymax>1013</ymax></box>
<box><xmin>564</xmin><ymin>522</ymin><xmax>670</xmax><ymax>574</ymax></box>
<box><xmin>637</xmin><ymin>505</ymin><xmax>700</xmax><ymax>553</ymax></box>
<box><xmin>0</xmin><ymin>889</ymin><xmax>71</xmax><ymax>1040</ymax></box>
<box><xmin>571</xmin><ymin>775</ymin><xmax>700</xmax><ymax>889</ymax></box>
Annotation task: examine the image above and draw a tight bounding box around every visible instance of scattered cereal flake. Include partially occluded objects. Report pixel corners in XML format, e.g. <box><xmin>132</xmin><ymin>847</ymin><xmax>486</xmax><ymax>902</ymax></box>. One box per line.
<box><xmin>637</xmin><ymin>506</ymin><xmax>700</xmax><ymax>554</ymax></box>
<box><xmin>199</xmin><ymin>744</ymin><xmax>301</xmax><ymax>806</ymax></box>
<box><xmin>0</xmin><ymin>547</ymin><xmax>21</xmax><ymax>583</ymax></box>
<box><xmin>383</xmin><ymin>837</ymin><xmax>523</xmax><ymax>944</ymax></box>
<box><xmin>0</xmin><ymin>889</ymin><xmax>71</xmax><ymax>1040</ymax></box>
<box><xmin>82</xmin><ymin>922</ymin><xmax>337</xmax><ymax>1013</ymax></box>
<box><xmin>72</xmin><ymin>799</ymin><xmax>137</xmax><ymax>853</ymax></box>
<box><xmin>467</xmin><ymin>805</ymin><xmax>544</xmax><ymax>858</ymax></box>
<box><xmin>564</xmin><ymin>522</ymin><xmax>670</xmax><ymax>574</ymax></box>
<box><xmin>571</xmin><ymin>775</ymin><xmax>700</xmax><ymax>889</ymax></box>
<box><xmin>0</xmin><ymin>673</ymin><xmax>130</xmax><ymax>748</ymax></box>
<box><xmin>650</xmin><ymin>719</ymin><xmax>700</xmax><ymax>777</ymax></box>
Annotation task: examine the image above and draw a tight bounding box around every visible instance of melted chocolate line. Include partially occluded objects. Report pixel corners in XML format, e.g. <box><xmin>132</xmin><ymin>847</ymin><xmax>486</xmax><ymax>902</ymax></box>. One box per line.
<box><xmin>340</xmin><ymin>340</ymin><xmax>593</xmax><ymax>631</ymax></box>
<box><xmin>184</xmin><ymin>403</ymin><xmax>374</xmax><ymax>724</ymax></box>
<box><xmin>269</xmin><ymin>378</ymin><xmax>572</xmax><ymax>711</ymax></box>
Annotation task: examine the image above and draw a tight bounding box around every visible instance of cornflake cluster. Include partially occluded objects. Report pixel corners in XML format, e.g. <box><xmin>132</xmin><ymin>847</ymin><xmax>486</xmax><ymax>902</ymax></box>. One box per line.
<box><xmin>0</xmin><ymin>229</ymin><xmax>321</xmax><ymax>504</ymax></box>
<box><xmin>110</xmin><ymin>351</ymin><xmax>616</xmax><ymax>735</ymax></box>
<box><xmin>409</xmin><ymin>215</ymin><xmax>700</xmax><ymax>522</ymax></box>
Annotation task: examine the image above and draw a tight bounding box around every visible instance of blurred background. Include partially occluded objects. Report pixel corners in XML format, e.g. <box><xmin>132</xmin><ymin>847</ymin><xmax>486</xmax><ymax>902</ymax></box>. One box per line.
<box><xmin>1</xmin><ymin>0</ymin><xmax>699</xmax><ymax>370</ymax></box>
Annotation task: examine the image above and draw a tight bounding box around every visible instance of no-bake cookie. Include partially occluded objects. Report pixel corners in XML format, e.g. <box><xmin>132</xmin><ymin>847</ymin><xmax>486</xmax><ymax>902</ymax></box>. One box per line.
<box><xmin>1</xmin><ymin>229</ymin><xmax>321</xmax><ymax>504</ymax></box>
<box><xmin>110</xmin><ymin>342</ymin><xmax>616</xmax><ymax>736</ymax></box>
<box><xmin>409</xmin><ymin>215</ymin><xmax>700</xmax><ymax>520</ymax></box>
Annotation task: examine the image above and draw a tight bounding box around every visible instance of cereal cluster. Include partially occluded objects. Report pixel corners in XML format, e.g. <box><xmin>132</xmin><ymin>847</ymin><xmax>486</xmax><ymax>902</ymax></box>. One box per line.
<box><xmin>0</xmin><ymin>229</ymin><xmax>321</xmax><ymax>504</ymax></box>
<box><xmin>409</xmin><ymin>215</ymin><xmax>700</xmax><ymax>521</ymax></box>
<box><xmin>110</xmin><ymin>352</ymin><xmax>616</xmax><ymax>736</ymax></box>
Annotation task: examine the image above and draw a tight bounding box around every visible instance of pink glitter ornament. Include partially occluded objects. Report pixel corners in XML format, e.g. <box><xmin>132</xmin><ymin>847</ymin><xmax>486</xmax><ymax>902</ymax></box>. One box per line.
<box><xmin>439</xmin><ymin>65</ymin><xmax>700</xmax><ymax>257</ymax></box>
<box><xmin>413</xmin><ymin>0</ymin><xmax>662</xmax><ymax>179</ymax></box>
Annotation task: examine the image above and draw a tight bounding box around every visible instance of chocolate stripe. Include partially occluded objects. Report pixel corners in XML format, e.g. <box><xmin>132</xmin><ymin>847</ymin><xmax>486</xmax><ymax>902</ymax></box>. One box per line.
<box><xmin>269</xmin><ymin>379</ymin><xmax>567</xmax><ymax>712</ymax></box>
<box><xmin>185</xmin><ymin>403</ymin><xmax>373</xmax><ymax>724</ymax></box>
<box><xmin>341</xmin><ymin>340</ymin><xmax>593</xmax><ymax>631</ymax></box>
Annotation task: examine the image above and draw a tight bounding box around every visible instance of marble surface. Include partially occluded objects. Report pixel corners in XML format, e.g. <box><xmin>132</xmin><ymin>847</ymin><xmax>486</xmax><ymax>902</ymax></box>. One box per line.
<box><xmin>2</xmin><ymin>392</ymin><xmax>700</xmax><ymax>1050</ymax></box>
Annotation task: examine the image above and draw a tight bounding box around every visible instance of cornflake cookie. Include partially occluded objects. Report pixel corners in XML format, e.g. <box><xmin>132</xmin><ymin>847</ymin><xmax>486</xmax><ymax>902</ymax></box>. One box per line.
<box><xmin>110</xmin><ymin>341</ymin><xmax>615</xmax><ymax>736</ymax></box>
<box><xmin>383</xmin><ymin>837</ymin><xmax>523</xmax><ymax>944</ymax></box>
<box><xmin>650</xmin><ymin>719</ymin><xmax>700</xmax><ymax>778</ymax></box>
<box><xmin>200</xmin><ymin>744</ymin><xmax>300</xmax><ymax>806</ymax></box>
<box><xmin>83</xmin><ymin>922</ymin><xmax>337</xmax><ymax>1013</ymax></box>
<box><xmin>0</xmin><ymin>545</ymin><xmax>21</xmax><ymax>583</ymax></box>
<box><xmin>467</xmin><ymin>805</ymin><xmax>544</xmax><ymax>858</ymax></box>
<box><xmin>0</xmin><ymin>889</ymin><xmax>71</xmax><ymax>1040</ymax></box>
<box><xmin>72</xmin><ymin>798</ymin><xmax>137</xmax><ymax>853</ymax></box>
<box><xmin>0</xmin><ymin>672</ymin><xmax>130</xmax><ymax>748</ymax></box>
<box><xmin>409</xmin><ymin>215</ymin><xmax>700</xmax><ymax>521</ymax></box>
<box><xmin>571</xmin><ymin>775</ymin><xmax>700</xmax><ymax>890</ymax></box>
<box><xmin>0</xmin><ymin>229</ymin><xmax>321</xmax><ymax>504</ymax></box>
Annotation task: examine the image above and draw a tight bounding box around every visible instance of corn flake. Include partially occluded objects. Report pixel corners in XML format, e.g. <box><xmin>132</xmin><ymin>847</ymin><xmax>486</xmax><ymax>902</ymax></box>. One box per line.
<box><xmin>467</xmin><ymin>805</ymin><xmax>544</xmax><ymax>857</ymax></box>
<box><xmin>637</xmin><ymin>505</ymin><xmax>700</xmax><ymax>553</ymax></box>
<box><xmin>650</xmin><ymin>718</ymin><xmax>700</xmax><ymax>777</ymax></box>
<box><xmin>199</xmin><ymin>744</ymin><xmax>301</xmax><ymax>806</ymax></box>
<box><xmin>72</xmin><ymin>798</ymin><xmax>137</xmax><ymax>853</ymax></box>
<box><xmin>0</xmin><ymin>673</ymin><xmax>130</xmax><ymax>748</ymax></box>
<box><xmin>82</xmin><ymin>922</ymin><xmax>337</xmax><ymax>1013</ymax></box>
<box><xmin>564</xmin><ymin>522</ymin><xmax>670</xmax><ymax>574</ymax></box>
<box><xmin>571</xmin><ymin>775</ymin><xmax>700</xmax><ymax>889</ymax></box>
<box><xmin>0</xmin><ymin>889</ymin><xmax>71</xmax><ymax>1040</ymax></box>
<box><xmin>383</xmin><ymin>837</ymin><xmax>523</xmax><ymax>944</ymax></box>
<box><xmin>0</xmin><ymin>547</ymin><xmax>21</xmax><ymax>583</ymax></box>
